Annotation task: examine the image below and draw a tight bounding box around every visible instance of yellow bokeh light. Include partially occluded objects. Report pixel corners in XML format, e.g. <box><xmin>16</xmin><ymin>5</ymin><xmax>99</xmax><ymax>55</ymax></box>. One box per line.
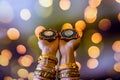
<box><xmin>1</xmin><ymin>49</ymin><xmax>12</xmax><ymax>60</ymax></box>
<box><xmin>84</xmin><ymin>6</ymin><xmax>97</xmax><ymax>23</ymax></box>
<box><xmin>0</xmin><ymin>55</ymin><xmax>9</xmax><ymax>66</ymax></box>
<box><xmin>114</xmin><ymin>62</ymin><xmax>120</xmax><ymax>72</ymax></box>
<box><xmin>75</xmin><ymin>20</ymin><xmax>86</xmax><ymax>31</ymax></box>
<box><xmin>76</xmin><ymin>61</ymin><xmax>81</xmax><ymax>70</ymax></box>
<box><xmin>98</xmin><ymin>18</ymin><xmax>111</xmax><ymax>31</ymax></box>
<box><xmin>7</xmin><ymin>28</ymin><xmax>20</xmax><ymax>40</ymax></box>
<box><xmin>20</xmin><ymin>9</ymin><xmax>31</xmax><ymax>21</ymax></box>
<box><xmin>115</xmin><ymin>0</ymin><xmax>120</xmax><ymax>3</ymax></box>
<box><xmin>89</xmin><ymin>0</ymin><xmax>102</xmax><ymax>8</ymax></box>
<box><xmin>87</xmin><ymin>58</ymin><xmax>99</xmax><ymax>69</ymax></box>
<box><xmin>62</xmin><ymin>23</ymin><xmax>73</xmax><ymax>30</ymax></box>
<box><xmin>39</xmin><ymin>0</ymin><xmax>53</xmax><ymax>8</ymax></box>
<box><xmin>28</xmin><ymin>72</ymin><xmax>34</xmax><ymax>80</ymax></box>
<box><xmin>18</xmin><ymin>55</ymin><xmax>33</xmax><ymax>67</ymax></box>
<box><xmin>59</xmin><ymin>0</ymin><xmax>71</xmax><ymax>11</ymax></box>
<box><xmin>4</xmin><ymin>76</ymin><xmax>13</xmax><ymax>80</ymax></box>
<box><xmin>91</xmin><ymin>32</ymin><xmax>102</xmax><ymax>44</ymax></box>
<box><xmin>16</xmin><ymin>44</ymin><xmax>26</xmax><ymax>54</ymax></box>
<box><xmin>112</xmin><ymin>40</ymin><xmax>120</xmax><ymax>53</ymax></box>
<box><xmin>118</xmin><ymin>13</ymin><xmax>120</xmax><ymax>22</ymax></box>
<box><xmin>17</xmin><ymin>68</ymin><xmax>29</xmax><ymax>78</ymax></box>
<box><xmin>84</xmin><ymin>6</ymin><xmax>97</xmax><ymax>19</ymax></box>
<box><xmin>114</xmin><ymin>52</ymin><xmax>120</xmax><ymax>62</ymax></box>
<box><xmin>34</xmin><ymin>26</ymin><xmax>46</xmax><ymax>38</ymax></box>
<box><xmin>88</xmin><ymin>46</ymin><xmax>100</xmax><ymax>58</ymax></box>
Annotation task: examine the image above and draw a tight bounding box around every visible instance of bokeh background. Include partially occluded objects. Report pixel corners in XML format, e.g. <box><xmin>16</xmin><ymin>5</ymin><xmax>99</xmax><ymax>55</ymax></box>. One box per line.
<box><xmin>0</xmin><ymin>0</ymin><xmax>120</xmax><ymax>80</ymax></box>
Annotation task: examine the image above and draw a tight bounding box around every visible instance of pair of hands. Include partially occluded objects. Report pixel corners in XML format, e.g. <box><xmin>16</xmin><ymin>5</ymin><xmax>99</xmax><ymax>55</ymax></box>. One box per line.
<box><xmin>38</xmin><ymin>29</ymin><xmax>81</xmax><ymax>64</ymax></box>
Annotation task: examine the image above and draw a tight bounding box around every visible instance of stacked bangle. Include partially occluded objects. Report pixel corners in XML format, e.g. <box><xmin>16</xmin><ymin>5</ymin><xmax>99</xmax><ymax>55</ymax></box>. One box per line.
<box><xmin>58</xmin><ymin>62</ymin><xmax>78</xmax><ymax>70</ymax></box>
<box><xmin>58</xmin><ymin>62</ymin><xmax>80</xmax><ymax>79</ymax></box>
<box><xmin>34</xmin><ymin>54</ymin><xmax>58</xmax><ymax>80</ymax></box>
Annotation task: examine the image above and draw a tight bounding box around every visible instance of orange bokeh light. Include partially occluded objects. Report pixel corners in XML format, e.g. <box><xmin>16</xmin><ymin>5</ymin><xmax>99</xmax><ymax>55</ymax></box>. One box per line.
<box><xmin>16</xmin><ymin>44</ymin><xmax>26</xmax><ymax>54</ymax></box>
<box><xmin>75</xmin><ymin>20</ymin><xmax>86</xmax><ymax>31</ymax></box>
<box><xmin>1</xmin><ymin>49</ymin><xmax>12</xmax><ymax>60</ymax></box>
<box><xmin>112</xmin><ymin>40</ymin><xmax>120</xmax><ymax>53</ymax></box>
<box><xmin>7</xmin><ymin>28</ymin><xmax>20</xmax><ymax>40</ymax></box>
<box><xmin>18</xmin><ymin>55</ymin><xmax>33</xmax><ymax>67</ymax></box>
<box><xmin>87</xmin><ymin>58</ymin><xmax>99</xmax><ymax>69</ymax></box>
<box><xmin>0</xmin><ymin>55</ymin><xmax>9</xmax><ymax>66</ymax></box>
<box><xmin>91</xmin><ymin>32</ymin><xmax>102</xmax><ymax>44</ymax></box>
<box><xmin>98</xmin><ymin>18</ymin><xmax>111</xmax><ymax>31</ymax></box>
<box><xmin>114</xmin><ymin>62</ymin><xmax>120</xmax><ymax>72</ymax></box>
<box><xmin>59</xmin><ymin>0</ymin><xmax>71</xmax><ymax>11</ymax></box>
<box><xmin>17</xmin><ymin>68</ymin><xmax>29</xmax><ymax>78</ymax></box>
<box><xmin>88</xmin><ymin>46</ymin><xmax>100</xmax><ymax>58</ymax></box>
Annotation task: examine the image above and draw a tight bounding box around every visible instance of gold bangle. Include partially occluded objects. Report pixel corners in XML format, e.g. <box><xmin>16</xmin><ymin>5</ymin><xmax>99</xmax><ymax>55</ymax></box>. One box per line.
<box><xmin>58</xmin><ymin>70</ymin><xmax>80</xmax><ymax>78</ymax></box>
<box><xmin>34</xmin><ymin>70</ymin><xmax>56</xmax><ymax>80</ymax></box>
<box><xmin>58</xmin><ymin>63</ymin><xmax>78</xmax><ymax>70</ymax></box>
<box><xmin>38</xmin><ymin>54</ymin><xmax>58</xmax><ymax>65</ymax></box>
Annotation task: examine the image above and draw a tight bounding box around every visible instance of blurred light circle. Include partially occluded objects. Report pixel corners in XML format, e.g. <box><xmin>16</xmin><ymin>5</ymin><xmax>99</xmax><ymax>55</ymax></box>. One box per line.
<box><xmin>59</xmin><ymin>0</ymin><xmax>71</xmax><ymax>11</ymax></box>
<box><xmin>84</xmin><ymin>6</ymin><xmax>97</xmax><ymax>19</ymax></box>
<box><xmin>114</xmin><ymin>62</ymin><xmax>120</xmax><ymax>72</ymax></box>
<box><xmin>39</xmin><ymin>0</ymin><xmax>53</xmax><ymax>8</ymax></box>
<box><xmin>118</xmin><ymin>13</ymin><xmax>120</xmax><ymax>22</ymax></box>
<box><xmin>17</xmin><ymin>68</ymin><xmax>29</xmax><ymax>78</ymax></box>
<box><xmin>76</xmin><ymin>61</ymin><xmax>81</xmax><ymax>70</ymax></box>
<box><xmin>20</xmin><ymin>9</ymin><xmax>31</xmax><ymax>21</ymax></box>
<box><xmin>88</xmin><ymin>46</ymin><xmax>100</xmax><ymax>58</ymax></box>
<box><xmin>114</xmin><ymin>52</ymin><xmax>120</xmax><ymax>62</ymax></box>
<box><xmin>28</xmin><ymin>72</ymin><xmax>34</xmax><ymax>80</ymax></box>
<box><xmin>62</xmin><ymin>23</ymin><xmax>73</xmax><ymax>30</ymax></box>
<box><xmin>91</xmin><ymin>32</ymin><xmax>102</xmax><ymax>44</ymax></box>
<box><xmin>16</xmin><ymin>44</ymin><xmax>26</xmax><ymax>54</ymax></box>
<box><xmin>7</xmin><ymin>28</ymin><xmax>20</xmax><ymax>40</ymax></box>
<box><xmin>1</xmin><ymin>49</ymin><xmax>12</xmax><ymax>60</ymax></box>
<box><xmin>0</xmin><ymin>55</ymin><xmax>9</xmax><ymax>66</ymax></box>
<box><xmin>75</xmin><ymin>20</ymin><xmax>86</xmax><ymax>31</ymax></box>
<box><xmin>115</xmin><ymin>0</ymin><xmax>120</xmax><ymax>3</ymax></box>
<box><xmin>34</xmin><ymin>26</ymin><xmax>46</xmax><ymax>38</ymax></box>
<box><xmin>19</xmin><ymin>55</ymin><xmax>33</xmax><ymax>67</ymax></box>
<box><xmin>89</xmin><ymin>0</ymin><xmax>102</xmax><ymax>8</ymax></box>
<box><xmin>0</xmin><ymin>1</ymin><xmax>14</xmax><ymax>23</ymax></box>
<box><xmin>87</xmin><ymin>58</ymin><xmax>99</xmax><ymax>69</ymax></box>
<box><xmin>112</xmin><ymin>40</ymin><xmax>120</xmax><ymax>52</ymax></box>
<box><xmin>98</xmin><ymin>18</ymin><xmax>111</xmax><ymax>31</ymax></box>
<box><xmin>4</xmin><ymin>76</ymin><xmax>13</xmax><ymax>80</ymax></box>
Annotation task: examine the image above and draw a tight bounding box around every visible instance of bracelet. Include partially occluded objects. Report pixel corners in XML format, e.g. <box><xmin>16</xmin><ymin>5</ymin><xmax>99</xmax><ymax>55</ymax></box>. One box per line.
<box><xmin>36</xmin><ymin>62</ymin><xmax>56</xmax><ymax>73</ymax></box>
<box><xmin>58</xmin><ymin>70</ymin><xmax>80</xmax><ymax>78</ymax></box>
<box><xmin>38</xmin><ymin>54</ymin><xmax>58</xmax><ymax>65</ymax></box>
<box><xmin>34</xmin><ymin>70</ymin><xmax>56</xmax><ymax>80</ymax></box>
<box><xmin>58</xmin><ymin>62</ymin><xmax>79</xmax><ymax>70</ymax></box>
